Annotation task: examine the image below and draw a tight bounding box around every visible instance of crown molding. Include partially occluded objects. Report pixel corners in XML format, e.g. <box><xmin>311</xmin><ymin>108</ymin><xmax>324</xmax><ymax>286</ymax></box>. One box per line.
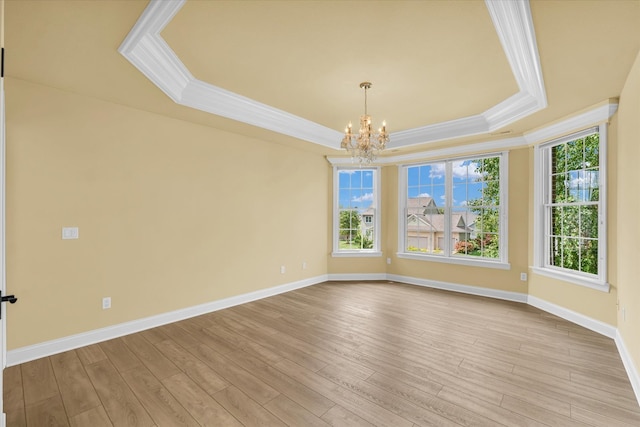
<box><xmin>524</xmin><ymin>102</ymin><xmax>618</xmax><ymax>145</ymax></box>
<box><xmin>118</xmin><ymin>0</ymin><xmax>191</xmax><ymax>102</ymax></box>
<box><xmin>120</xmin><ymin>0</ymin><xmax>546</xmax><ymax>150</ymax></box>
<box><xmin>327</xmin><ymin>136</ymin><xmax>527</xmax><ymax>166</ymax></box>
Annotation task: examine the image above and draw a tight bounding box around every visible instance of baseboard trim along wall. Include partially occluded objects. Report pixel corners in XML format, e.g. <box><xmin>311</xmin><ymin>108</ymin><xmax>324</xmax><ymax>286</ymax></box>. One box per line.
<box><xmin>6</xmin><ymin>274</ymin><xmax>328</xmax><ymax>367</ymax></box>
<box><xmin>6</xmin><ymin>272</ymin><xmax>639</xmax><ymax>407</ymax></box>
<box><xmin>386</xmin><ymin>274</ymin><xmax>529</xmax><ymax>303</ymax></box>
<box><xmin>616</xmin><ymin>330</ymin><xmax>640</xmax><ymax>406</ymax></box>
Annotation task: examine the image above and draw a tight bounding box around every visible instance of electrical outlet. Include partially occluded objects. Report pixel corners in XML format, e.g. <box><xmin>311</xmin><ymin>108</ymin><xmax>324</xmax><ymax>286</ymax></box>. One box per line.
<box><xmin>302</xmin><ymin>262</ymin><xmax>307</xmax><ymax>270</ymax></box>
<box><xmin>280</xmin><ymin>265</ymin><xmax>286</xmax><ymax>274</ymax></box>
<box><xmin>62</xmin><ymin>227</ymin><xmax>79</xmax><ymax>240</ymax></box>
<box><xmin>520</xmin><ymin>272</ymin><xmax>527</xmax><ymax>281</ymax></box>
<box><xmin>102</xmin><ymin>297</ymin><xmax>111</xmax><ymax>310</ymax></box>
<box><xmin>387</xmin><ymin>257</ymin><xmax>391</xmax><ymax>265</ymax></box>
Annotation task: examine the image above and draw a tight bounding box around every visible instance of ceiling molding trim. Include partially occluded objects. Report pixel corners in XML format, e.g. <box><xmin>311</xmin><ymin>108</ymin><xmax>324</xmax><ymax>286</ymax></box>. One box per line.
<box><xmin>120</xmin><ymin>0</ymin><xmax>546</xmax><ymax>150</ymax></box>
<box><xmin>118</xmin><ymin>0</ymin><xmax>191</xmax><ymax>103</ymax></box>
<box><xmin>485</xmin><ymin>0</ymin><xmax>547</xmax><ymax>105</ymax></box>
<box><xmin>482</xmin><ymin>0</ymin><xmax>547</xmax><ymax>130</ymax></box>
<box><xmin>524</xmin><ymin>103</ymin><xmax>618</xmax><ymax>145</ymax></box>
<box><xmin>326</xmin><ymin>136</ymin><xmax>527</xmax><ymax>166</ymax></box>
<box><xmin>181</xmin><ymin>81</ymin><xmax>342</xmax><ymax>148</ymax></box>
<box><xmin>390</xmin><ymin>115</ymin><xmax>490</xmax><ymax>148</ymax></box>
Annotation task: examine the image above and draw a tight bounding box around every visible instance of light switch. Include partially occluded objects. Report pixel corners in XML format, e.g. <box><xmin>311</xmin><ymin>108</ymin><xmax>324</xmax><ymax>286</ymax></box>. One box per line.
<box><xmin>62</xmin><ymin>227</ymin><xmax>79</xmax><ymax>240</ymax></box>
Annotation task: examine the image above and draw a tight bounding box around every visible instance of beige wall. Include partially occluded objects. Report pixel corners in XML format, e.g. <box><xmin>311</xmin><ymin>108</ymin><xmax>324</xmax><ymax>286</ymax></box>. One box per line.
<box><xmin>383</xmin><ymin>148</ymin><xmax>530</xmax><ymax>293</ymax></box>
<box><xmin>527</xmin><ymin>115</ymin><xmax>619</xmax><ymax>326</ymax></box>
<box><xmin>6</xmin><ymin>78</ymin><xmax>329</xmax><ymax>349</ymax></box>
<box><xmin>616</xmin><ymin>50</ymin><xmax>640</xmax><ymax>375</ymax></box>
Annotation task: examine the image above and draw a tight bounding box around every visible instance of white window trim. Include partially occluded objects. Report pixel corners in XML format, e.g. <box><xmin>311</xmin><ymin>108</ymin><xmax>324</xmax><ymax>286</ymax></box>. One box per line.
<box><xmin>533</xmin><ymin>125</ymin><xmax>609</xmax><ymax>292</ymax></box>
<box><xmin>332</xmin><ymin>166</ymin><xmax>382</xmax><ymax>257</ymax></box>
<box><xmin>397</xmin><ymin>152</ymin><xmax>509</xmax><ymax>269</ymax></box>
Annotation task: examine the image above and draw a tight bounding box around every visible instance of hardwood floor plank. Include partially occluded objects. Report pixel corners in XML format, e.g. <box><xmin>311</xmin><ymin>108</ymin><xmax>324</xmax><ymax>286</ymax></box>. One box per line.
<box><xmin>365</xmin><ymin>372</ymin><xmax>503</xmax><ymax>427</ymax></box>
<box><xmin>437</xmin><ymin>386</ymin><xmax>546</xmax><ymax>427</ymax></box>
<box><xmin>69</xmin><ymin>406</ymin><xmax>113</xmax><ymax>427</ymax></box>
<box><xmin>188</xmin><ymin>343</ymin><xmax>281</xmax><ymax>405</ymax></box>
<box><xmin>25</xmin><ymin>395</ymin><xmax>69</xmax><ymax>427</ymax></box>
<box><xmin>161</xmin><ymin>373</ymin><xmax>243</xmax><ymax>427</ymax></box>
<box><xmin>213</xmin><ymin>385</ymin><xmax>287</xmax><ymax>427</ymax></box>
<box><xmin>264</xmin><ymin>394</ymin><xmax>331</xmax><ymax>427</ymax></box>
<box><xmin>4</xmin><ymin>365</ymin><xmax>27</xmax><ymax>427</ymax></box>
<box><xmin>139</xmin><ymin>327</ymin><xmax>170</xmax><ymax>345</ymax></box>
<box><xmin>50</xmin><ymin>350</ymin><xmax>102</xmax><ymax>417</ymax></box>
<box><xmin>76</xmin><ymin>344</ymin><xmax>107</xmax><ymax>366</ymax></box>
<box><xmin>99</xmin><ymin>338</ymin><xmax>142</xmax><ymax>373</ymax></box>
<box><xmin>84</xmin><ymin>359</ymin><xmax>154</xmax><ymax>427</ymax></box>
<box><xmin>159</xmin><ymin>322</ymin><xmax>206</xmax><ymax>349</ymax></box>
<box><xmin>120</xmin><ymin>366</ymin><xmax>199</xmax><ymax>427</ymax></box>
<box><xmin>121</xmin><ymin>334</ymin><xmax>181</xmax><ymax>380</ymax></box>
<box><xmin>21</xmin><ymin>357</ymin><xmax>59</xmax><ymax>405</ymax></box>
<box><xmin>230</xmin><ymin>349</ymin><xmax>336</xmax><ymax>417</ymax></box>
<box><xmin>501</xmin><ymin>394</ymin><xmax>587</xmax><ymax>427</ymax></box>
<box><xmin>570</xmin><ymin>404</ymin><xmax>640</xmax><ymax>427</ymax></box>
<box><xmin>154</xmin><ymin>339</ymin><xmax>229</xmax><ymax>395</ymax></box>
<box><xmin>274</xmin><ymin>358</ymin><xmax>413</xmax><ymax>427</ymax></box>
<box><xmin>321</xmin><ymin>405</ymin><xmax>376</xmax><ymax>427</ymax></box>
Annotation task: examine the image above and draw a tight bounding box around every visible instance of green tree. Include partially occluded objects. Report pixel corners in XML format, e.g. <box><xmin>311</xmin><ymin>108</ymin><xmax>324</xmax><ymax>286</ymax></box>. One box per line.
<box><xmin>467</xmin><ymin>157</ymin><xmax>501</xmax><ymax>258</ymax></box>
<box><xmin>549</xmin><ymin>134</ymin><xmax>599</xmax><ymax>274</ymax></box>
<box><xmin>339</xmin><ymin>209</ymin><xmax>361</xmax><ymax>243</ymax></box>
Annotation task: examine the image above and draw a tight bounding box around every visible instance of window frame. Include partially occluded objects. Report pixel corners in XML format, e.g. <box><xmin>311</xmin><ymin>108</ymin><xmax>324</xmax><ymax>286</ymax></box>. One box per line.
<box><xmin>332</xmin><ymin>166</ymin><xmax>382</xmax><ymax>257</ymax></box>
<box><xmin>397</xmin><ymin>152</ymin><xmax>510</xmax><ymax>270</ymax></box>
<box><xmin>533</xmin><ymin>126</ymin><xmax>608</xmax><ymax>291</ymax></box>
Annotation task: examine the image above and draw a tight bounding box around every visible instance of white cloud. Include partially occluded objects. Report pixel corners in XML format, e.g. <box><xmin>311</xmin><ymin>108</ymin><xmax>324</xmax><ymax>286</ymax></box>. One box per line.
<box><xmin>569</xmin><ymin>171</ymin><xmax>599</xmax><ymax>189</ymax></box>
<box><xmin>352</xmin><ymin>192</ymin><xmax>374</xmax><ymax>203</ymax></box>
<box><xmin>428</xmin><ymin>161</ymin><xmax>482</xmax><ymax>180</ymax></box>
<box><xmin>429</xmin><ymin>164</ymin><xmax>445</xmax><ymax>179</ymax></box>
<box><xmin>451</xmin><ymin>160</ymin><xmax>482</xmax><ymax>180</ymax></box>
<box><xmin>418</xmin><ymin>192</ymin><xmax>431</xmax><ymax>198</ymax></box>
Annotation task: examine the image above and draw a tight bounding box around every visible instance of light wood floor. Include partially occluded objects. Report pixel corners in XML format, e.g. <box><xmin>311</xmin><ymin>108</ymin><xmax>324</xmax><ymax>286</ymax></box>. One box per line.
<box><xmin>4</xmin><ymin>281</ymin><xmax>640</xmax><ymax>426</ymax></box>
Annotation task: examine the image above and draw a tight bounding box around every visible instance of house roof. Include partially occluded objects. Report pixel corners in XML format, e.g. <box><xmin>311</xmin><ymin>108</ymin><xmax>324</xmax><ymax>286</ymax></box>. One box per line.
<box><xmin>407</xmin><ymin>213</ymin><xmax>474</xmax><ymax>234</ymax></box>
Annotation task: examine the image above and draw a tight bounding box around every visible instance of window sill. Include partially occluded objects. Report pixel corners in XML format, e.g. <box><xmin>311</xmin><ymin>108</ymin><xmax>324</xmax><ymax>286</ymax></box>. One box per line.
<box><xmin>531</xmin><ymin>267</ymin><xmax>610</xmax><ymax>292</ymax></box>
<box><xmin>396</xmin><ymin>252</ymin><xmax>510</xmax><ymax>270</ymax></box>
<box><xmin>332</xmin><ymin>251</ymin><xmax>383</xmax><ymax>258</ymax></box>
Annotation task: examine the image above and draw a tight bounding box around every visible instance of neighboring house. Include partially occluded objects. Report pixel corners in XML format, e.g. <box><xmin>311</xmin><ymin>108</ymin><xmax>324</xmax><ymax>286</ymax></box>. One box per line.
<box><xmin>406</xmin><ymin>198</ymin><xmax>476</xmax><ymax>252</ymax></box>
<box><xmin>407</xmin><ymin>196</ymin><xmax>439</xmax><ymax>215</ymax></box>
<box><xmin>361</xmin><ymin>207</ymin><xmax>375</xmax><ymax>238</ymax></box>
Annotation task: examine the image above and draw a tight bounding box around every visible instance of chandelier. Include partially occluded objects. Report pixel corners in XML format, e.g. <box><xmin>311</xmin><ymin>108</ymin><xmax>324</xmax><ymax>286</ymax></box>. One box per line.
<box><xmin>341</xmin><ymin>82</ymin><xmax>389</xmax><ymax>164</ymax></box>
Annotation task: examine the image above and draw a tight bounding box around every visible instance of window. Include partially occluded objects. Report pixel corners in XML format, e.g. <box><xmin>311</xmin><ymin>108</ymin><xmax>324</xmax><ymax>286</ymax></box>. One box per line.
<box><xmin>333</xmin><ymin>167</ymin><xmax>381</xmax><ymax>256</ymax></box>
<box><xmin>534</xmin><ymin>127</ymin><xmax>607</xmax><ymax>290</ymax></box>
<box><xmin>398</xmin><ymin>153</ymin><xmax>508</xmax><ymax>268</ymax></box>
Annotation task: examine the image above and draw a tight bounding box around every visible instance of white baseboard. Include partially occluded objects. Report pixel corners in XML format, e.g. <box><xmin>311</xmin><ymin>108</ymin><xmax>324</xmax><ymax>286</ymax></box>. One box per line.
<box><xmin>387</xmin><ymin>274</ymin><xmax>528</xmax><ymax>303</ymax></box>
<box><xmin>327</xmin><ymin>273</ymin><xmax>388</xmax><ymax>281</ymax></box>
<box><xmin>615</xmin><ymin>330</ymin><xmax>640</xmax><ymax>405</ymax></box>
<box><xmin>527</xmin><ymin>295</ymin><xmax>616</xmax><ymax>339</ymax></box>
<box><xmin>6</xmin><ymin>275</ymin><xmax>328</xmax><ymax>366</ymax></box>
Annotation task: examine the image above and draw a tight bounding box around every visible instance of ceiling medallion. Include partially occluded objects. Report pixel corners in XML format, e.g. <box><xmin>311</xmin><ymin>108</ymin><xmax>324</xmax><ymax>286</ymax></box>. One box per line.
<box><xmin>341</xmin><ymin>82</ymin><xmax>389</xmax><ymax>164</ymax></box>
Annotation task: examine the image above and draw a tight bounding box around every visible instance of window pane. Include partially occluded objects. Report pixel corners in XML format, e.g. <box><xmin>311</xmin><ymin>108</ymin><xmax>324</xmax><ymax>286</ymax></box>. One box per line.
<box><xmin>565</xmin><ymin>138</ymin><xmax>584</xmax><ymax>171</ymax></box>
<box><xmin>552</xmin><ymin>145</ymin><xmax>567</xmax><ymax>174</ymax></box>
<box><xmin>580</xmin><ymin>239</ymin><xmax>598</xmax><ymax>275</ymax></box>
<box><xmin>404</xmin><ymin>155</ymin><xmax>502</xmax><ymax>262</ymax></box>
<box><xmin>337</xmin><ymin>169</ymin><xmax>377</xmax><ymax>252</ymax></box>
<box><xmin>580</xmin><ymin>205</ymin><xmax>598</xmax><ymax>239</ymax></box>
<box><xmin>552</xmin><ymin>173</ymin><xmax>568</xmax><ymax>203</ymax></box>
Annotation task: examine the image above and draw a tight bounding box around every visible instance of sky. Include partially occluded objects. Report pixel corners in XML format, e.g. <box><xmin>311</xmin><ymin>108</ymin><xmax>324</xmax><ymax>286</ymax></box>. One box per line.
<box><xmin>338</xmin><ymin>160</ymin><xmax>492</xmax><ymax>213</ymax></box>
